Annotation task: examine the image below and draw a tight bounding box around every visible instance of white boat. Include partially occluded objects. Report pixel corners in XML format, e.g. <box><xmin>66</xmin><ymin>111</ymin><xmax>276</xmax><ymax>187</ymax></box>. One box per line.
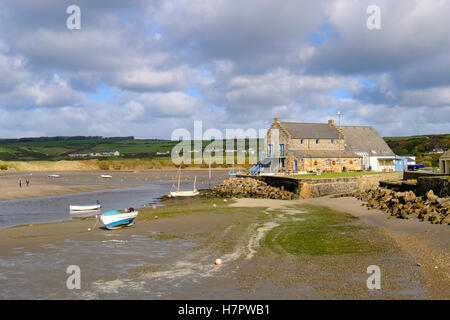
<box><xmin>70</xmin><ymin>202</ymin><xmax>101</xmax><ymax>212</ymax></box>
<box><xmin>100</xmin><ymin>209</ymin><xmax>138</xmax><ymax>230</ymax></box>
<box><xmin>170</xmin><ymin>190</ymin><xmax>200</xmax><ymax>197</ymax></box>
<box><xmin>100</xmin><ymin>174</ymin><xmax>112</xmax><ymax>178</ymax></box>
<box><xmin>48</xmin><ymin>174</ymin><xmax>61</xmax><ymax>178</ymax></box>
<box><xmin>170</xmin><ymin>169</ymin><xmax>199</xmax><ymax>197</ymax></box>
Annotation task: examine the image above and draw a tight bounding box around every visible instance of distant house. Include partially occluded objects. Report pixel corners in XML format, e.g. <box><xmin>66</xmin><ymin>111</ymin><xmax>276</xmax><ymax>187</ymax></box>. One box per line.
<box><xmin>265</xmin><ymin>117</ymin><xmax>396</xmax><ymax>173</ymax></box>
<box><xmin>439</xmin><ymin>150</ymin><xmax>450</xmax><ymax>174</ymax></box>
<box><xmin>429</xmin><ymin>148</ymin><xmax>444</xmax><ymax>154</ymax></box>
<box><xmin>68</xmin><ymin>150</ymin><xmax>120</xmax><ymax>157</ymax></box>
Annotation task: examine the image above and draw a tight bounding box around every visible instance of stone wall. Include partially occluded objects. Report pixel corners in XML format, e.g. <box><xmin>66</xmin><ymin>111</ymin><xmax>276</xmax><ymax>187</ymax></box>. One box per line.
<box><xmin>290</xmin><ymin>138</ymin><xmax>344</xmax><ymax>150</ymax></box>
<box><xmin>416</xmin><ymin>176</ymin><xmax>450</xmax><ymax>197</ymax></box>
<box><xmin>295</xmin><ymin>156</ymin><xmax>362</xmax><ymax>173</ymax></box>
<box><xmin>237</xmin><ymin>172</ymin><xmax>402</xmax><ymax>199</ymax></box>
<box><xmin>403</xmin><ymin>171</ymin><xmax>447</xmax><ymax>180</ymax></box>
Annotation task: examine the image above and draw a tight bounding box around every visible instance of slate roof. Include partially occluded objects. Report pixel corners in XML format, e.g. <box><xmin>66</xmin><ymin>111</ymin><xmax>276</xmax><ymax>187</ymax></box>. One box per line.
<box><xmin>276</xmin><ymin>120</ymin><xmax>395</xmax><ymax>157</ymax></box>
<box><xmin>281</xmin><ymin>122</ymin><xmax>340</xmax><ymax>139</ymax></box>
<box><xmin>340</xmin><ymin>126</ymin><xmax>395</xmax><ymax>156</ymax></box>
<box><xmin>289</xmin><ymin>149</ymin><xmax>361</xmax><ymax>158</ymax></box>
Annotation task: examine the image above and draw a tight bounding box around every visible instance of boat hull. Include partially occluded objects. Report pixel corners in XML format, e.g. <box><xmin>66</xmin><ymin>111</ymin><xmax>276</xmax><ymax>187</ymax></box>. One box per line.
<box><xmin>100</xmin><ymin>211</ymin><xmax>138</xmax><ymax>230</ymax></box>
<box><xmin>70</xmin><ymin>204</ymin><xmax>101</xmax><ymax>212</ymax></box>
<box><xmin>170</xmin><ymin>190</ymin><xmax>199</xmax><ymax>197</ymax></box>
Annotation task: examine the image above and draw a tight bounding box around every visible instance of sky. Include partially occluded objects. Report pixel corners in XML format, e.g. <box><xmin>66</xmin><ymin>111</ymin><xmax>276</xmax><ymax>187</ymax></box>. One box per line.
<box><xmin>0</xmin><ymin>0</ymin><xmax>449</xmax><ymax>139</ymax></box>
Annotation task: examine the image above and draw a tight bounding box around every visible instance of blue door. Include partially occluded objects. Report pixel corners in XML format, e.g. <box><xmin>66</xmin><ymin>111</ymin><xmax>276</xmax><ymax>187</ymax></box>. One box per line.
<box><xmin>395</xmin><ymin>159</ymin><xmax>405</xmax><ymax>171</ymax></box>
<box><xmin>294</xmin><ymin>160</ymin><xmax>298</xmax><ymax>172</ymax></box>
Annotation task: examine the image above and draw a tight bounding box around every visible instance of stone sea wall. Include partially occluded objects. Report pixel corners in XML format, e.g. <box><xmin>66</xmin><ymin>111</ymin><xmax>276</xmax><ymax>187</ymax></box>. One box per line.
<box><xmin>355</xmin><ymin>188</ymin><xmax>450</xmax><ymax>225</ymax></box>
<box><xmin>236</xmin><ymin>172</ymin><xmax>402</xmax><ymax>198</ymax></box>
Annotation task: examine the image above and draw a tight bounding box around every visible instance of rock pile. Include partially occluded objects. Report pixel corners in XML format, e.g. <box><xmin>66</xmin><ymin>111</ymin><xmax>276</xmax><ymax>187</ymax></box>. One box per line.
<box><xmin>212</xmin><ymin>177</ymin><xmax>297</xmax><ymax>200</ymax></box>
<box><xmin>355</xmin><ymin>188</ymin><xmax>450</xmax><ymax>225</ymax></box>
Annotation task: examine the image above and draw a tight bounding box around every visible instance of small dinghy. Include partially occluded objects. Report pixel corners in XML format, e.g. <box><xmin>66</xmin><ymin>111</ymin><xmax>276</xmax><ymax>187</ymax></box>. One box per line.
<box><xmin>48</xmin><ymin>174</ymin><xmax>61</xmax><ymax>178</ymax></box>
<box><xmin>100</xmin><ymin>208</ymin><xmax>138</xmax><ymax>230</ymax></box>
<box><xmin>170</xmin><ymin>190</ymin><xmax>200</xmax><ymax>197</ymax></box>
<box><xmin>170</xmin><ymin>169</ymin><xmax>199</xmax><ymax>197</ymax></box>
<box><xmin>100</xmin><ymin>174</ymin><xmax>112</xmax><ymax>178</ymax></box>
<box><xmin>70</xmin><ymin>201</ymin><xmax>101</xmax><ymax>212</ymax></box>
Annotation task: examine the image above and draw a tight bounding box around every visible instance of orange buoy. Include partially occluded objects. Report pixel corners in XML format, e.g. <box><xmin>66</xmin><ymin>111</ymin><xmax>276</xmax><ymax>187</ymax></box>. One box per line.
<box><xmin>168</xmin><ymin>194</ymin><xmax>172</xmax><ymax>198</ymax></box>
<box><xmin>215</xmin><ymin>258</ymin><xmax>222</xmax><ymax>266</ymax></box>
<box><xmin>213</xmin><ymin>204</ymin><xmax>217</xmax><ymax>208</ymax></box>
<box><xmin>152</xmin><ymin>205</ymin><xmax>157</xmax><ymax>210</ymax></box>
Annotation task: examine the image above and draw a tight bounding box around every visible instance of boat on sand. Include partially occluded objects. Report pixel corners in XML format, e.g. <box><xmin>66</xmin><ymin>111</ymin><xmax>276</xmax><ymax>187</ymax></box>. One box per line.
<box><xmin>100</xmin><ymin>208</ymin><xmax>138</xmax><ymax>230</ymax></box>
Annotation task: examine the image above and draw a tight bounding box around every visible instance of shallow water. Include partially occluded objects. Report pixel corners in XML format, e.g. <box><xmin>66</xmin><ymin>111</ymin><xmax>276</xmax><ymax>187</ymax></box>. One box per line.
<box><xmin>0</xmin><ymin>177</ymin><xmax>223</xmax><ymax>229</ymax></box>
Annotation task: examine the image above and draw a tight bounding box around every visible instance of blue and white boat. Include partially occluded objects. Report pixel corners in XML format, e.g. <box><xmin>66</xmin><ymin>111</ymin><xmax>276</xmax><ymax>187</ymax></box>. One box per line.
<box><xmin>100</xmin><ymin>208</ymin><xmax>138</xmax><ymax>230</ymax></box>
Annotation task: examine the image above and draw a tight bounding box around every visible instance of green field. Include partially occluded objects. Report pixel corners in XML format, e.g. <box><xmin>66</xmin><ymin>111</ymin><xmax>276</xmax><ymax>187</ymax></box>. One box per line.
<box><xmin>0</xmin><ymin>136</ymin><xmax>263</xmax><ymax>163</ymax></box>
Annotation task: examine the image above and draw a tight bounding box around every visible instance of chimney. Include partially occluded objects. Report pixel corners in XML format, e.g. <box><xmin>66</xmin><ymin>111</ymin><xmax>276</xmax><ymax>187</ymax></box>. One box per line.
<box><xmin>274</xmin><ymin>116</ymin><xmax>280</xmax><ymax>124</ymax></box>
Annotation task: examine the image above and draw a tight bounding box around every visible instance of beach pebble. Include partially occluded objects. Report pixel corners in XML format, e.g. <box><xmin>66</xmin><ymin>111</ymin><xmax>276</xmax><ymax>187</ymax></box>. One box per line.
<box><xmin>88</xmin><ymin>228</ymin><xmax>91</xmax><ymax>232</ymax></box>
<box><xmin>223</xmin><ymin>199</ymin><xmax>227</xmax><ymax>202</ymax></box>
<box><xmin>215</xmin><ymin>258</ymin><xmax>222</xmax><ymax>266</ymax></box>
<box><xmin>154</xmin><ymin>216</ymin><xmax>158</xmax><ymax>219</ymax></box>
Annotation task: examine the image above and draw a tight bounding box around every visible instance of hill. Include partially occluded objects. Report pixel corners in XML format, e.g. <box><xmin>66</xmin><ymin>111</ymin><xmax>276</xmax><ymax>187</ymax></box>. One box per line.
<box><xmin>383</xmin><ymin>134</ymin><xmax>450</xmax><ymax>155</ymax></box>
<box><xmin>384</xmin><ymin>133</ymin><xmax>450</xmax><ymax>167</ymax></box>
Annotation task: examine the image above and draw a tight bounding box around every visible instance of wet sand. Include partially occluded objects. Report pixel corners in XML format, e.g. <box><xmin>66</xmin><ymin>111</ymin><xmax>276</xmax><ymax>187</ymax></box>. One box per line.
<box><xmin>1</xmin><ymin>195</ymin><xmax>445</xmax><ymax>299</ymax></box>
<box><xmin>302</xmin><ymin>196</ymin><xmax>450</xmax><ymax>299</ymax></box>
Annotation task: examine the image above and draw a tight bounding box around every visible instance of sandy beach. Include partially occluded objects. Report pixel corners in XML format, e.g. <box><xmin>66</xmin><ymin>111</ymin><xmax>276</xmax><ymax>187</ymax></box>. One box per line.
<box><xmin>0</xmin><ymin>192</ymin><xmax>448</xmax><ymax>299</ymax></box>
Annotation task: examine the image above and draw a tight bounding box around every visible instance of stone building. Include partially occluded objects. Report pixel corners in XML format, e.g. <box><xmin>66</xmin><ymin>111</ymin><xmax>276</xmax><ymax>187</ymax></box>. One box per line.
<box><xmin>265</xmin><ymin>117</ymin><xmax>395</xmax><ymax>173</ymax></box>
<box><xmin>440</xmin><ymin>150</ymin><xmax>450</xmax><ymax>174</ymax></box>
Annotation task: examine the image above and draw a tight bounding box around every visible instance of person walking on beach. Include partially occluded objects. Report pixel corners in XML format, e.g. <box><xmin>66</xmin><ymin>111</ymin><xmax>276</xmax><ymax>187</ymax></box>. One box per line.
<box><xmin>26</xmin><ymin>179</ymin><xmax>30</xmax><ymax>187</ymax></box>
<box><xmin>19</xmin><ymin>178</ymin><xmax>22</xmax><ymax>188</ymax></box>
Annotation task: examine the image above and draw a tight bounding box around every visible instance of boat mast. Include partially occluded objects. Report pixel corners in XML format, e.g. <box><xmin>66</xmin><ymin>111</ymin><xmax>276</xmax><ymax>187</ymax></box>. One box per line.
<box><xmin>177</xmin><ymin>167</ymin><xmax>181</xmax><ymax>192</ymax></box>
<box><xmin>193</xmin><ymin>176</ymin><xmax>197</xmax><ymax>190</ymax></box>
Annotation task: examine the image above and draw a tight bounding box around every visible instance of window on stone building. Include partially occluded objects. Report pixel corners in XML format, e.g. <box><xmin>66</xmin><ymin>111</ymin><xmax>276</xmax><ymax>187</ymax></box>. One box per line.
<box><xmin>300</xmin><ymin>139</ymin><xmax>304</xmax><ymax>144</ymax></box>
<box><xmin>316</xmin><ymin>139</ymin><xmax>320</xmax><ymax>144</ymax></box>
<box><xmin>326</xmin><ymin>159</ymin><xmax>331</xmax><ymax>165</ymax></box>
<box><xmin>331</xmin><ymin>139</ymin><xmax>335</xmax><ymax>144</ymax></box>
